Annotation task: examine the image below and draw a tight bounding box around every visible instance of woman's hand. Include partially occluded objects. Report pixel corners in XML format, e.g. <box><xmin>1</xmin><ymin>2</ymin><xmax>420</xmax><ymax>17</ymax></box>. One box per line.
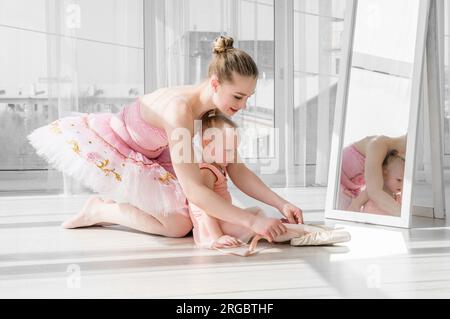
<box><xmin>249</xmin><ymin>215</ymin><xmax>287</xmax><ymax>243</ymax></box>
<box><xmin>279</xmin><ymin>202</ymin><xmax>304</xmax><ymax>224</ymax></box>
<box><xmin>212</xmin><ymin>235</ymin><xmax>243</xmax><ymax>249</ymax></box>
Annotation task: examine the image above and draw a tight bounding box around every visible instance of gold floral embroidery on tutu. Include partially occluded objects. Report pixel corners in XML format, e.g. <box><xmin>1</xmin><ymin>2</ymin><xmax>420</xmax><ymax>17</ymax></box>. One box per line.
<box><xmin>82</xmin><ymin>116</ymin><xmax>165</xmax><ymax>168</ymax></box>
<box><xmin>158</xmin><ymin>171</ymin><xmax>175</xmax><ymax>185</ymax></box>
<box><xmin>49</xmin><ymin>121</ymin><xmax>62</xmax><ymax>134</ymax></box>
<box><xmin>67</xmin><ymin>140</ymin><xmax>80</xmax><ymax>155</ymax></box>
<box><xmin>96</xmin><ymin>159</ymin><xmax>122</xmax><ymax>182</ymax></box>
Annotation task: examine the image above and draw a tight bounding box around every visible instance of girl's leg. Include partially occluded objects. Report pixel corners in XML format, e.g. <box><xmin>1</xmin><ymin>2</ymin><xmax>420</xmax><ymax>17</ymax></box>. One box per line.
<box><xmin>62</xmin><ymin>196</ymin><xmax>192</xmax><ymax>237</ymax></box>
<box><xmin>218</xmin><ymin>207</ymin><xmax>259</xmax><ymax>244</ymax></box>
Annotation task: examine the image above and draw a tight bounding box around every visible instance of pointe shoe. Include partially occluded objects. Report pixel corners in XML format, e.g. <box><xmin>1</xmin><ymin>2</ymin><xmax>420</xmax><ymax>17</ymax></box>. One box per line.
<box><xmin>290</xmin><ymin>230</ymin><xmax>351</xmax><ymax>246</ymax></box>
<box><xmin>280</xmin><ymin>220</ymin><xmax>342</xmax><ymax>231</ymax></box>
<box><xmin>301</xmin><ymin>224</ymin><xmax>343</xmax><ymax>232</ymax></box>
<box><xmin>212</xmin><ymin>225</ymin><xmax>351</xmax><ymax>256</ymax></box>
<box><xmin>275</xmin><ymin>223</ymin><xmax>337</xmax><ymax>242</ymax></box>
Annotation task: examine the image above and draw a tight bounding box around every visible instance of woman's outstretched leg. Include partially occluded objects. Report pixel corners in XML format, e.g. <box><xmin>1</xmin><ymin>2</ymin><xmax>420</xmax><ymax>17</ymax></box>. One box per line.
<box><xmin>62</xmin><ymin>196</ymin><xmax>192</xmax><ymax>237</ymax></box>
<box><xmin>94</xmin><ymin>198</ymin><xmax>117</xmax><ymax>226</ymax></box>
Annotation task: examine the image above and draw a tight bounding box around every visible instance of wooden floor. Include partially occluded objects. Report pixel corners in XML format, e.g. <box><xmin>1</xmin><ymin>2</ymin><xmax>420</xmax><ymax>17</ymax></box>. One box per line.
<box><xmin>1</xmin><ymin>187</ymin><xmax>449</xmax><ymax>299</ymax></box>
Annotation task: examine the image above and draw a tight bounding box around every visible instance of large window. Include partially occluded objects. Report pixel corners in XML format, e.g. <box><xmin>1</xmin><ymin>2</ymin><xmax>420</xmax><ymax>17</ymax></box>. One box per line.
<box><xmin>0</xmin><ymin>0</ymin><xmax>277</xmax><ymax>194</ymax></box>
<box><xmin>293</xmin><ymin>0</ymin><xmax>346</xmax><ymax>186</ymax></box>
<box><xmin>0</xmin><ymin>0</ymin><xmax>363</xmax><ymax>195</ymax></box>
<box><xmin>444</xmin><ymin>0</ymin><xmax>450</xmax><ymax>165</ymax></box>
<box><xmin>0</xmin><ymin>0</ymin><xmax>144</xmax><ymax>194</ymax></box>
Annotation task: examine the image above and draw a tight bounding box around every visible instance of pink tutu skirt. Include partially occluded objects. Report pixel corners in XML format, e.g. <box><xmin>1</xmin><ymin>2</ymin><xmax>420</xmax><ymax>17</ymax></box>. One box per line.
<box><xmin>27</xmin><ymin>100</ymin><xmax>188</xmax><ymax>216</ymax></box>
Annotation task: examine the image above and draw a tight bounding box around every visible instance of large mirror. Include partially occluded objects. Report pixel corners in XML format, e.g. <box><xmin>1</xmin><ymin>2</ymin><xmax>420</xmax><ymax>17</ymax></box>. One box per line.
<box><xmin>326</xmin><ymin>0</ymin><xmax>430</xmax><ymax>227</ymax></box>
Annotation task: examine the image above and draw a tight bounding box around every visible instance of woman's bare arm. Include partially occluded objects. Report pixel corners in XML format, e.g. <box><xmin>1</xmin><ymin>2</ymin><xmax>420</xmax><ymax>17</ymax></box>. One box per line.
<box><xmin>364</xmin><ymin>137</ymin><xmax>401</xmax><ymax>214</ymax></box>
<box><xmin>160</xmin><ymin>101</ymin><xmax>286</xmax><ymax>241</ymax></box>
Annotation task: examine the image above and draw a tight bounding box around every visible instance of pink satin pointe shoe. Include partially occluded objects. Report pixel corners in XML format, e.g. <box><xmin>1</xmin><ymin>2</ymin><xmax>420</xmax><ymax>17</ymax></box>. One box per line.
<box><xmin>301</xmin><ymin>224</ymin><xmax>341</xmax><ymax>232</ymax></box>
<box><xmin>213</xmin><ymin>224</ymin><xmax>351</xmax><ymax>257</ymax></box>
<box><xmin>274</xmin><ymin>223</ymin><xmax>340</xmax><ymax>242</ymax></box>
<box><xmin>290</xmin><ymin>229</ymin><xmax>351</xmax><ymax>246</ymax></box>
<box><xmin>232</xmin><ymin>227</ymin><xmax>351</xmax><ymax>256</ymax></box>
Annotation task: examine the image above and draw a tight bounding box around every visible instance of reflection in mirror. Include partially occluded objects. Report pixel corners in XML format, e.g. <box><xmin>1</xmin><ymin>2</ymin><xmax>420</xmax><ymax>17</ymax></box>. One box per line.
<box><xmin>336</xmin><ymin>0</ymin><xmax>420</xmax><ymax>217</ymax></box>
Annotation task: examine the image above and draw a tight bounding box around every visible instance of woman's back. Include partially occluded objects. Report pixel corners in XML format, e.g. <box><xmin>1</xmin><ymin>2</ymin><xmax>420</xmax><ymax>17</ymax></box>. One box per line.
<box><xmin>140</xmin><ymin>86</ymin><xmax>198</xmax><ymax>130</ymax></box>
<box><xmin>352</xmin><ymin>135</ymin><xmax>406</xmax><ymax>158</ymax></box>
<box><xmin>352</xmin><ymin>135</ymin><xmax>376</xmax><ymax>156</ymax></box>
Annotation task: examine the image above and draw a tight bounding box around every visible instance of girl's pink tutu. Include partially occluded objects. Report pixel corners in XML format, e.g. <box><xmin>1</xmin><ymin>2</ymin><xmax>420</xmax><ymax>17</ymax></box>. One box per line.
<box><xmin>27</xmin><ymin>98</ymin><xmax>188</xmax><ymax>216</ymax></box>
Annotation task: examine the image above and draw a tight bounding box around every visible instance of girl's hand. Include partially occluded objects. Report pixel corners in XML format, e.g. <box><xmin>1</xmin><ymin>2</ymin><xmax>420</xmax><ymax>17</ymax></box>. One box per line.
<box><xmin>280</xmin><ymin>202</ymin><xmax>304</xmax><ymax>224</ymax></box>
<box><xmin>212</xmin><ymin>235</ymin><xmax>243</xmax><ymax>249</ymax></box>
<box><xmin>249</xmin><ymin>215</ymin><xmax>287</xmax><ymax>243</ymax></box>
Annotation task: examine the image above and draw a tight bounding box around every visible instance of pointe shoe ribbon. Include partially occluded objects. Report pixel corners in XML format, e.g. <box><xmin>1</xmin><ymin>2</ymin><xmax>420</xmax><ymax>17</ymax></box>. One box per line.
<box><xmin>213</xmin><ymin>235</ymin><xmax>265</xmax><ymax>257</ymax></box>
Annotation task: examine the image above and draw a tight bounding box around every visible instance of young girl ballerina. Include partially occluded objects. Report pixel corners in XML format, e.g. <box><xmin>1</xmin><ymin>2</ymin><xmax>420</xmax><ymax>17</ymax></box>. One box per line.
<box><xmin>190</xmin><ymin>110</ymin><xmax>351</xmax><ymax>254</ymax></box>
<box><xmin>347</xmin><ymin>150</ymin><xmax>404</xmax><ymax>216</ymax></box>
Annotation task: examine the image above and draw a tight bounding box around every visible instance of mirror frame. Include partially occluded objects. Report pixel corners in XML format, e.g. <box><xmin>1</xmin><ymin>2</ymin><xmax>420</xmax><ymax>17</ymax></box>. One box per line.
<box><xmin>325</xmin><ymin>0</ymin><xmax>431</xmax><ymax>228</ymax></box>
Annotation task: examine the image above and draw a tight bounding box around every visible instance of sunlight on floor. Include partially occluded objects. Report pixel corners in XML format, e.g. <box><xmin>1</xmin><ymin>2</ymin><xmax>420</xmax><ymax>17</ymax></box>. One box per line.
<box><xmin>329</xmin><ymin>224</ymin><xmax>408</xmax><ymax>262</ymax></box>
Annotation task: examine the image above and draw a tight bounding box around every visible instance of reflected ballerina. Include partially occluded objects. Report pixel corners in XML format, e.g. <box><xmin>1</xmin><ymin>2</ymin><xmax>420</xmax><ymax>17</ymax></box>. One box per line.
<box><xmin>339</xmin><ymin>134</ymin><xmax>406</xmax><ymax>216</ymax></box>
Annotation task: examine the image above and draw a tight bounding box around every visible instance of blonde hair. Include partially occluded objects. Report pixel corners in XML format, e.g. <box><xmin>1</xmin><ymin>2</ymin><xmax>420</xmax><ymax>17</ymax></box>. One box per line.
<box><xmin>382</xmin><ymin>149</ymin><xmax>405</xmax><ymax>169</ymax></box>
<box><xmin>208</xmin><ymin>35</ymin><xmax>259</xmax><ymax>83</ymax></box>
<box><xmin>201</xmin><ymin>109</ymin><xmax>238</xmax><ymax>132</ymax></box>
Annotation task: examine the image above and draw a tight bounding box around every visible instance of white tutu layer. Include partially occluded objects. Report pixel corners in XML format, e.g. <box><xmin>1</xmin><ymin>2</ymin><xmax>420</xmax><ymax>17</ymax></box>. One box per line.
<box><xmin>27</xmin><ymin>115</ymin><xmax>188</xmax><ymax>216</ymax></box>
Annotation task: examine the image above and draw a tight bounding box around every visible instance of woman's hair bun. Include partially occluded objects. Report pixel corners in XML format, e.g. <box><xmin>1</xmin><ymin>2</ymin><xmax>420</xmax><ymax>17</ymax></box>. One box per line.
<box><xmin>212</xmin><ymin>35</ymin><xmax>234</xmax><ymax>54</ymax></box>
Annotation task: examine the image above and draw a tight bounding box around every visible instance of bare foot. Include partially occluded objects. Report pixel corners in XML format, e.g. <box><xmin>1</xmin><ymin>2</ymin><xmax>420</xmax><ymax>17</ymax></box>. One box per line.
<box><xmin>62</xmin><ymin>196</ymin><xmax>104</xmax><ymax>229</ymax></box>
